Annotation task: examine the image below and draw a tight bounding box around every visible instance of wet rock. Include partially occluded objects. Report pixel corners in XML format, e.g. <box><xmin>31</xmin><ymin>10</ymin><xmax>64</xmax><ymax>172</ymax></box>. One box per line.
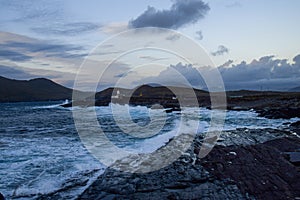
<box><xmin>214</xmin><ymin>128</ymin><xmax>293</xmax><ymax>147</ymax></box>
<box><xmin>257</xmin><ymin>107</ymin><xmax>300</xmax><ymax>119</ymax></box>
<box><xmin>68</xmin><ymin>129</ymin><xmax>300</xmax><ymax>199</ymax></box>
<box><xmin>202</xmin><ymin>136</ymin><xmax>300</xmax><ymax>200</ymax></box>
<box><xmin>78</xmin><ymin>150</ymin><xmax>246</xmax><ymax>199</ymax></box>
<box><xmin>290</xmin><ymin>121</ymin><xmax>300</xmax><ymax>134</ymax></box>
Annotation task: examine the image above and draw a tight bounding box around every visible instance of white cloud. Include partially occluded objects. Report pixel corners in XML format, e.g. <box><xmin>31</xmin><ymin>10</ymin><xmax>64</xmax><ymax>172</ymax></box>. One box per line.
<box><xmin>100</xmin><ymin>22</ymin><xmax>129</xmax><ymax>35</ymax></box>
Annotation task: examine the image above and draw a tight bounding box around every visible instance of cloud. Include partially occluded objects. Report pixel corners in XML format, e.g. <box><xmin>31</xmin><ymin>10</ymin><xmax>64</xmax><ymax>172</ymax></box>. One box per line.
<box><xmin>0</xmin><ymin>0</ymin><xmax>63</xmax><ymax>23</ymax></box>
<box><xmin>0</xmin><ymin>65</ymin><xmax>35</xmax><ymax>79</ymax></box>
<box><xmin>225</xmin><ymin>2</ymin><xmax>242</xmax><ymax>8</ymax></box>
<box><xmin>0</xmin><ymin>40</ymin><xmax>86</xmax><ymax>59</ymax></box>
<box><xmin>79</xmin><ymin>61</ymin><xmax>134</xmax><ymax>91</ymax></box>
<box><xmin>139</xmin><ymin>56</ymin><xmax>169</xmax><ymax>62</ymax></box>
<box><xmin>0</xmin><ymin>50</ymin><xmax>32</xmax><ymax>61</ymax></box>
<box><xmin>0</xmin><ymin>63</ymin><xmax>77</xmax><ymax>88</ymax></box>
<box><xmin>293</xmin><ymin>54</ymin><xmax>300</xmax><ymax>64</ymax></box>
<box><xmin>211</xmin><ymin>45</ymin><xmax>229</xmax><ymax>56</ymax></box>
<box><xmin>32</xmin><ymin>22</ymin><xmax>101</xmax><ymax>36</ymax></box>
<box><xmin>129</xmin><ymin>0</ymin><xmax>210</xmax><ymax>29</ymax></box>
<box><xmin>219</xmin><ymin>60</ymin><xmax>234</xmax><ymax>68</ymax></box>
<box><xmin>219</xmin><ymin>54</ymin><xmax>300</xmax><ymax>90</ymax></box>
<box><xmin>0</xmin><ymin>41</ymin><xmax>82</xmax><ymax>53</ymax></box>
<box><xmin>195</xmin><ymin>30</ymin><xmax>203</xmax><ymax>40</ymax></box>
<box><xmin>100</xmin><ymin>22</ymin><xmax>128</xmax><ymax>34</ymax></box>
<box><xmin>114</xmin><ymin>71</ymin><xmax>136</xmax><ymax>78</ymax></box>
<box><xmin>131</xmin><ymin>54</ymin><xmax>300</xmax><ymax>91</ymax></box>
<box><xmin>0</xmin><ymin>64</ymin><xmax>67</xmax><ymax>80</ymax></box>
<box><xmin>0</xmin><ymin>32</ymin><xmax>83</xmax><ymax>82</ymax></box>
<box><xmin>165</xmin><ymin>33</ymin><xmax>181</xmax><ymax>41</ymax></box>
<box><xmin>133</xmin><ymin>62</ymin><xmax>206</xmax><ymax>88</ymax></box>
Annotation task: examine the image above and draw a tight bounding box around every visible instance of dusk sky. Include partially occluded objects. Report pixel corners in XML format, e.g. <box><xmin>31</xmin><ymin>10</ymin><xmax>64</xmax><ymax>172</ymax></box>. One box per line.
<box><xmin>0</xmin><ymin>0</ymin><xmax>300</xmax><ymax>91</ymax></box>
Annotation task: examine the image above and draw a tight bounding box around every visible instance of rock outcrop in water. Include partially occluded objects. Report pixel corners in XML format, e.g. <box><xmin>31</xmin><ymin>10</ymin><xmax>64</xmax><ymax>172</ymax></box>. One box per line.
<box><xmin>75</xmin><ymin>127</ymin><xmax>300</xmax><ymax>200</ymax></box>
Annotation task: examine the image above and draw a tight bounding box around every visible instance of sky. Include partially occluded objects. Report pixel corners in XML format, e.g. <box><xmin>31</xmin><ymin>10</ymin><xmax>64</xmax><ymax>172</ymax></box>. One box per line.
<box><xmin>0</xmin><ymin>0</ymin><xmax>300</xmax><ymax>91</ymax></box>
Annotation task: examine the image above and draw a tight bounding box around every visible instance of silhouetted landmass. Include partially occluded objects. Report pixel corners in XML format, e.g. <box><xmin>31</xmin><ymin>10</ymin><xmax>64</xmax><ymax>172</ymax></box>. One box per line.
<box><xmin>289</xmin><ymin>86</ymin><xmax>300</xmax><ymax>92</ymax></box>
<box><xmin>66</xmin><ymin>85</ymin><xmax>210</xmax><ymax>108</ymax></box>
<box><xmin>68</xmin><ymin>84</ymin><xmax>300</xmax><ymax>119</ymax></box>
<box><xmin>2</xmin><ymin>76</ymin><xmax>300</xmax><ymax>199</ymax></box>
<box><xmin>1</xmin><ymin>76</ymin><xmax>300</xmax><ymax>119</ymax></box>
<box><xmin>0</xmin><ymin>76</ymin><xmax>73</xmax><ymax>102</ymax></box>
<box><xmin>226</xmin><ymin>90</ymin><xmax>300</xmax><ymax>119</ymax></box>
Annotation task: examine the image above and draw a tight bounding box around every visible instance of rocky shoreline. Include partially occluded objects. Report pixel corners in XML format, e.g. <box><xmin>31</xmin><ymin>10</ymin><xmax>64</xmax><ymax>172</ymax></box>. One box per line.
<box><xmin>72</xmin><ymin>127</ymin><xmax>300</xmax><ymax>200</ymax></box>
<box><xmin>57</xmin><ymin>86</ymin><xmax>300</xmax><ymax>199</ymax></box>
<box><xmin>63</xmin><ymin>85</ymin><xmax>300</xmax><ymax>120</ymax></box>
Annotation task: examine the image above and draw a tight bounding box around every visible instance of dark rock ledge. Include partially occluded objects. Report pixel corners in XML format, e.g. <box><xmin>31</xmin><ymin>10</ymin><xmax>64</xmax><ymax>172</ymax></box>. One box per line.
<box><xmin>74</xmin><ymin>128</ymin><xmax>300</xmax><ymax>200</ymax></box>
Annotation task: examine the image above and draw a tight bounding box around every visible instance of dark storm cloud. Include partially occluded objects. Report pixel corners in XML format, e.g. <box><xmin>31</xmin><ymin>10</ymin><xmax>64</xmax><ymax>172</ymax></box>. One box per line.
<box><xmin>0</xmin><ymin>50</ymin><xmax>32</xmax><ymax>61</ymax></box>
<box><xmin>133</xmin><ymin>54</ymin><xmax>300</xmax><ymax>91</ymax></box>
<box><xmin>211</xmin><ymin>45</ymin><xmax>229</xmax><ymax>56</ymax></box>
<box><xmin>219</xmin><ymin>55</ymin><xmax>300</xmax><ymax>90</ymax></box>
<box><xmin>32</xmin><ymin>22</ymin><xmax>101</xmax><ymax>36</ymax></box>
<box><xmin>220</xmin><ymin>56</ymin><xmax>274</xmax><ymax>82</ymax></box>
<box><xmin>129</xmin><ymin>0</ymin><xmax>210</xmax><ymax>29</ymax></box>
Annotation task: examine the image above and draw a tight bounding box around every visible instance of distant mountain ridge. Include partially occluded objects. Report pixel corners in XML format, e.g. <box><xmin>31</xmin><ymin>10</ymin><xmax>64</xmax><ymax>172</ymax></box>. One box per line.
<box><xmin>289</xmin><ymin>86</ymin><xmax>300</xmax><ymax>92</ymax></box>
<box><xmin>0</xmin><ymin>76</ymin><xmax>73</xmax><ymax>102</ymax></box>
<box><xmin>1</xmin><ymin>76</ymin><xmax>300</xmax><ymax>104</ymax></box>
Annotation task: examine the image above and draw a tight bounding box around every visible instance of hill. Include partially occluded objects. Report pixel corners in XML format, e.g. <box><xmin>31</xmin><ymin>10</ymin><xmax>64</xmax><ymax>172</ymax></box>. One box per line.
<box><xmin>289</xmin><ymin>86</ymin><xmax>300</xmax><ymax>92</ymax></box>
<box><xmin>0</xmin><ymin>76</ymin><xmax>73</xmax><ymax>102</ymax></box>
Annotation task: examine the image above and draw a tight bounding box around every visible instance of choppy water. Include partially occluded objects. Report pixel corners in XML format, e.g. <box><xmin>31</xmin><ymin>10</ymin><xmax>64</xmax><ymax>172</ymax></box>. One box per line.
<box><xmin>0</xmin><ymin>101</ymin><xmax>299</xmax><ymax>199</ymax></box>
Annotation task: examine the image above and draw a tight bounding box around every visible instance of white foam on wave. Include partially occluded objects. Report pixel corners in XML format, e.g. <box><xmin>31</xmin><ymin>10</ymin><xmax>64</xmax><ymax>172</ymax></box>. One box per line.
<box><xmin>2</xmin><ymin>103</ymin><xmax>299</xmax><ymax>199</ymax></box>
<box><xmin>183</xmin><ymin>107</ymin><xmax>300</xmax><ymax>132</ymax></box>
<box><xmin>90</xmin><ymin>105</ymin><xmax>300</xmax><ymax>154</ymax></box>
<box><xmin>13</xmin><ymin>166</ymin><xmax>105</xmax><ymax>200</ymax></box>
<box><xmin>0</xmin><ymin>133</ymin><xmax>105</xmax><ymax>199</ymax></box>
<box><xmin>224</xmin><ymin>110</ymin><xmax>300</xmax><ymax>130</ymax></box>
<box><xmin>32</xmin><ymin>103</ymin><xmax>64</xmax><ymax>109</ymax></box>
<box><xmin>121</xmin><ymin>108</ymin><xmax>201</xmax><ymax>154</ymax></box>
<box><xmin>31</xmin><ymin>100</ymin><xmax>71</xmax><ymax>109</ymax></box>
<box><xmin>123</xmin><ymin>119</ymin><xmax>181</xmax><ymax>153</ymax></box>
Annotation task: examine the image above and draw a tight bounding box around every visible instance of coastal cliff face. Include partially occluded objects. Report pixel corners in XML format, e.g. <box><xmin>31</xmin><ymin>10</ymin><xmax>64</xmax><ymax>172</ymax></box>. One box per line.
<box><xmin>70</xmin><ymin>128</ymin><xmax>300</xmax><ymax>200</ymax></box>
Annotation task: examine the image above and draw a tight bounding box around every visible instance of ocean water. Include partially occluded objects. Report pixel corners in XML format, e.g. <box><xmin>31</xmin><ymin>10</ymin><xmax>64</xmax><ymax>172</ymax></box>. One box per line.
<box><xmin>0</xmin><ymin>101</ymin><xmax>299</xmax><ymax>199</ymax></box>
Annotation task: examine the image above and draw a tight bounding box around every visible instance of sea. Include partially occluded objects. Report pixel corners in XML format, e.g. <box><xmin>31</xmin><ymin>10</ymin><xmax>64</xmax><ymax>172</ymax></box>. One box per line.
<box><xmin>0</xmin><ymin>101</ymin><xmax>299</xmax><ymax>199</ymax></box>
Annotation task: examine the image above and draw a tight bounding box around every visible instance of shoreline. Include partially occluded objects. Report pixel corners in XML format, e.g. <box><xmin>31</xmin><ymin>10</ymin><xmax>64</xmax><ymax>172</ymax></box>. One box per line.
<box><xmin>37</xmin><ymin>125</ymin><xmax>300</xmax><ymax>199</ymax></box>
<box><xmin>2</xmin><ymin>101</ymin><xmax>300</xmax><ymax>199</ymax></box>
